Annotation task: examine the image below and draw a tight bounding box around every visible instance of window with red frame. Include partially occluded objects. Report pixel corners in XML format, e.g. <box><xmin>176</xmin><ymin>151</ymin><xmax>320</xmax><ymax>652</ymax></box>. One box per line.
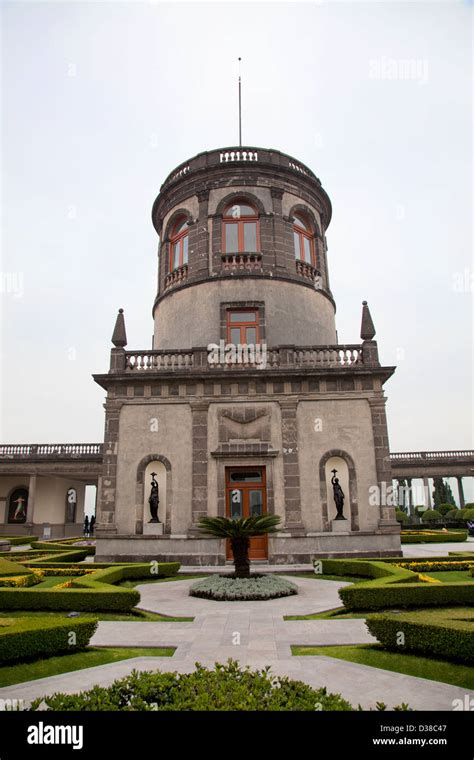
<box><xmin>169</xmin><ymin>217</ymin><xmax>189</xmax><ymax>271</ymax></box>
<box><xmin>222</xmin><ymin>200</ymin><xmax>259</xmax><ymax>253</ymax></box>
<box><xmin>293</xmin><ymin>214</ymin><xmax>316</xmax><ymax>266</ymax></box>
<box><xmin>226</xmin><ymin>309</ymin><xmax>259</xmax><ymax>345</ymax></box>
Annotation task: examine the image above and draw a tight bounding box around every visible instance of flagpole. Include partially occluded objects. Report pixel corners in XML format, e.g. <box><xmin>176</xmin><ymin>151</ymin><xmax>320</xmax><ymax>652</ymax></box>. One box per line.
<box><xmin>238</xmin><ymin>57</ymin><xmax>242</xmax><ymax>147</ymax></box>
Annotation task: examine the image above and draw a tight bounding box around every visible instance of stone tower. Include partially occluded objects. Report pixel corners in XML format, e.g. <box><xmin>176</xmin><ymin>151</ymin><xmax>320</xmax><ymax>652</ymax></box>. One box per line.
<box><xmin>93</xmin><ymin>146</ymin><xmax>400</xmax><ymax>563</ymax></box>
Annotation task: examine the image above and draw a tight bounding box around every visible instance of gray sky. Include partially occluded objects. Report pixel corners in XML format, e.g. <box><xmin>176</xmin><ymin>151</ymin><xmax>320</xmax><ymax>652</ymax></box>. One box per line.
<box><xmin>1</xmin><ymin>1</ymin><xmax>473</xmax><ymax>501</ymax></box>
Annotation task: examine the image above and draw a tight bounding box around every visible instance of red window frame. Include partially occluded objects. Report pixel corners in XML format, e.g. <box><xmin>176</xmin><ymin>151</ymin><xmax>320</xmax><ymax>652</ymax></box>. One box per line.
<box><xmin>226</xmin><ymin>308</ymin><xmax>260</xmax><ymax>344</ymax></box>
<box><xmin>222</xmin><ymin>200</ymin><xmax>260</xmax><ymax>253</ymax></box>
<box><xmin>293</xmin><ymin>215</ymin><xmax>316</xmax><ymax>267</ymax></box>
<box><xmin>169</xmin><ymin>217</ymin><xmax>189</xmax><ymax>271</ymax></box>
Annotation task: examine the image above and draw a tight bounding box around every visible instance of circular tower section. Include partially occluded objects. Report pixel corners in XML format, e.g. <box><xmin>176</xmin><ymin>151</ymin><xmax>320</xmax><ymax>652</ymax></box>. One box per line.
<box><xmin>151</xmin><ymin>147</ymin><xmax>335</xmax><ymax>350</ymax></box>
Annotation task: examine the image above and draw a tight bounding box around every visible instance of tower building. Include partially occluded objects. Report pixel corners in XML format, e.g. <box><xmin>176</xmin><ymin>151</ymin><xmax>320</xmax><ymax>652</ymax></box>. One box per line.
<box><xmin>93</xmin><ymin>146</ymin><xmax>400</xmax><ymax>563</ymax></box>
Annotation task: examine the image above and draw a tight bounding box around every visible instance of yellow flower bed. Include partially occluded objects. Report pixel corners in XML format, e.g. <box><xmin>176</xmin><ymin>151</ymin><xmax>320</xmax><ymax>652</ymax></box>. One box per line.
<box><xmin>0</xmin><ymin>574</ymin><xmax>39</xmax><ymax>588</ymax></box>
<box><xmin>32</xmin><ymin>567</ymin><xmax>95</xmax><ymax>577</ymax></box>
<box><xmin>417</xmin><ymin>573</ymin><xmax>442</xmax><ymax>584</ymax></box>
<box><xmin>398</xmin><ymin>561</ymin><xmax>474</xmax><ymax>573</ymax></box>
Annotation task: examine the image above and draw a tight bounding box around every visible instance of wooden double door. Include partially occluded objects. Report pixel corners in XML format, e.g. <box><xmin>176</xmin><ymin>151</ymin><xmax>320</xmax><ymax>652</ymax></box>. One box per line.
<box><xmin>225</xmin><ymin>467</ymin><xmax>268</xmax><ymax>560</ymax></box>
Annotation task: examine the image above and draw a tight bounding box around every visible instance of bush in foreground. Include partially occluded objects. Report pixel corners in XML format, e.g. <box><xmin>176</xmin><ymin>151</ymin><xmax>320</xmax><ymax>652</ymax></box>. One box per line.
<box><xmin>30</xmin><ymin>660</ymin><xmax>352</xmax><ymax>711</ymax></box>
<box><xmin>421</xmin><ymin>509</ymin><xmax>442</xmax><ymax>522</ymax></box>
<box><xmin>189</xmin><ymin>574</ymin><xmax>298</xmax><ymax>601</ymax></box>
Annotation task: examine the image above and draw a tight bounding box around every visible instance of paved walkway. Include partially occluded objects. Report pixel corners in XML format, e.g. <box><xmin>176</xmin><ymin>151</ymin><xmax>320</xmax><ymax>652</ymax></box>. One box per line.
<box><xmin>1</xmin><ymin>576</ymin><xmax>472</xmax><ymax>711</ymax></box>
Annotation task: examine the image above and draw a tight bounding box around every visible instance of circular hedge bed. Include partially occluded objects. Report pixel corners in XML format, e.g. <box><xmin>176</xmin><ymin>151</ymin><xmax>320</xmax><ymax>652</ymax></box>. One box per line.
<box><xmin>189</xmin><ymin>574</ymin><xmax>298</xmax><ymax>601</ymax></box>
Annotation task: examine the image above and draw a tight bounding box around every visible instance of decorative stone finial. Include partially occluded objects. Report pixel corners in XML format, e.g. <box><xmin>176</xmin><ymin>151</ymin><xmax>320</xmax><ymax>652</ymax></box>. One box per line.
<box><xmin>360</xmin><ymin>300</ymin><xmax>376</xmax><ymax>340</ymax></box>
<box><xmin>111</xmin><ymin>308</ymin><xmax>127</xmax><ymax>348</ymax></box>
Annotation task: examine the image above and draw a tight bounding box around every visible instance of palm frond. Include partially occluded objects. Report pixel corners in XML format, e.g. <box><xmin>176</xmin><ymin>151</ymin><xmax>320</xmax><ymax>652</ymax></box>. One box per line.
<box><xmin>197</xmin><ymin>514</ymin><xmax>281</xmax><ymax>539</ymax></box>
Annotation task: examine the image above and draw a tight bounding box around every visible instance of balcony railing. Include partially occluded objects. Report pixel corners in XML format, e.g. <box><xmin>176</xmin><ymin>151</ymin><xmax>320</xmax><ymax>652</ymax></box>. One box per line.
<box><xmin>295</xmin><ymin>260</ymin><xmax>321</xmax><ymax>284</ymax></box>
<box><xmin>0</xmin><ymin>443</ymin><xmax>103</xmax><ymax>459</ymax></box>
<box><xmin>123</xmin><ymin>344</ymin><xmax>364</xmax><ymax>372</ymax></box>
<box><xmin>221</xmin><ymin>252</ymin><xmax>262</xmax><ymax>273</ymax></box>
<box><xmin>161</xmin><ymin>146</ymin><xmax>319</xmax><ymax>190</ymax></box>
<box><xmin>391</xmin><ymin>451</ymin><xmax>474</xmax><ymax>462</ymax></box>
<box><xmin>165</xmin><ymin>264</ymin><xmax>188</xmax><ymax>290</ymax></box>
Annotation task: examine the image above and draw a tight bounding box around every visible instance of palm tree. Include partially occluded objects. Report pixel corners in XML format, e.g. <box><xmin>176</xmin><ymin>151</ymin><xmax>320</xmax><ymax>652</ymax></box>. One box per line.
<box><xmin>197</xmin><ymin>514</ymin><xmax>281</xmax><ymax>578</ymax></box>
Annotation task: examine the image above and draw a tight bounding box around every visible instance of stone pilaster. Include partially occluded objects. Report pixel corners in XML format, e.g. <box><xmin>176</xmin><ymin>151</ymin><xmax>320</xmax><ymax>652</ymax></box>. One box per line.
<box><xmin>96</xmin><ymin>398</ymin><xmax>122</xmax><ymax>536</ymax></box>
<box><xmin>25</xmin><ymin>474</ymin><xmax>37</xmax><ymax>526</ymax></box>
<box><xmin>368</xmin><ymin>394</ymin><xmax>398</xmax><ymax>528</ymax></box>
<box><xmin>280</xmin><ymin>400</ymin><xmax>305</xmax><ymax>534</ymax></box>
<box><xmin>189</xmin><ymin>401</ymin><xmax>209</xmax><ymax>533</ymax></box>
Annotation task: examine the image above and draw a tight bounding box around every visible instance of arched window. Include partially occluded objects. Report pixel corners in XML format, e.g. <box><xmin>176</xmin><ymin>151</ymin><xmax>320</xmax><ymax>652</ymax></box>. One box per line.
<box><xmin>8</xmin><ymin>487</ymin><xmax>28</xmax><ymax>523</ymax></box>
<box><xmin>223</xmin><ymin>200</ymin><xmax>259</xmax><ymax>253</ymax></box>
<box><xmin>293</xmin><ymin>213</ymin><xmax>316</xmax><ymax>266</ymax></box>
<box><xmin>169</xmin><ymin>216</ymin><xmax>189</xmax><ymax>271</ymax></box>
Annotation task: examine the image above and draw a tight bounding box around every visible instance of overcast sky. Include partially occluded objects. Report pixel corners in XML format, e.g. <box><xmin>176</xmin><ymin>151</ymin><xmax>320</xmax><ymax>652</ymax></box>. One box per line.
<box><xmin>1</xmin><ymin>1</ymin><xmax>472</xmax><ymax>502</ymax></box>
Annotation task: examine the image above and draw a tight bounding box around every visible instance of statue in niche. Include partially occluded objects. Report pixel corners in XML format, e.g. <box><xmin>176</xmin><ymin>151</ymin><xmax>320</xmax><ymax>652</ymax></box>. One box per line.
<box><xmin>331</xmin><ymin>468</ymin><xmax>346</xmax><ymax>520</ymax></box>
<box><xmin>148</xmin><ymin>472</ymin><xmax>160</xmax><ymax>523</ymax></box>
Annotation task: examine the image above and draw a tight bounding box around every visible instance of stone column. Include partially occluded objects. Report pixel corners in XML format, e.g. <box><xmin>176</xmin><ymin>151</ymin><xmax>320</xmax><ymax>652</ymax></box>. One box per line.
<box><xmin>280</xmin><ymin>400</ymin><xmax>304</xmax><ymax>534</ymax></box>
<box><xmin>456</xmin><ymin>476</ymin><xmax>465</xmax><ymax>508</ymax></box>
<box><xmin>96</xmin><ymin>398</ymin><xmax>122</xmax><ymax>536</ymax></box>
<box><xmin>423</xmin><ymin>477</ymin><xmax>431</xmax><ymax>508</ymax></box>
<box><xmin>189</xmin><ymin>401</ymin><xmax>209</xmax><ymax>533</ymax></box>
<box><xmin>26</xmin><ymin>474</ymin><xmax>37</xmax><ymax>527</ymax></box>
<box><xmin>368</xmin><ymin>395</ymin><xmax>397</xmax><ymax>527</ymax></box>
<box><xmin>406</xmin><ymin>477</ymin><xmax>413</xmax><ymax>516</ymax></box>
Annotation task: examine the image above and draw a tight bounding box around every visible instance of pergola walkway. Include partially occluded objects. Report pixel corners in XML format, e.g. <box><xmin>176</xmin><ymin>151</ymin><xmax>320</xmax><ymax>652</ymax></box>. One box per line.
<box><xmin>1</xmin><ymin>576</ymin><xmax>472</xmax><ymax>711</ymax></box>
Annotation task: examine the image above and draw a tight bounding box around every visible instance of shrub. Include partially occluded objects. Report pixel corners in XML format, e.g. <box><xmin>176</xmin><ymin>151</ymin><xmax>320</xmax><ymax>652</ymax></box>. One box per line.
<box><xmin>462</xmin><ymin>508</ymin><xmax>474</xmax><ymax>520</ymax></box>
<box><xmin>190</xmin><ymin>574</ymin><xmax>298</xmax><ymax>601</ymax></box>
<box><xmin>437</xmin><ymin>503</ymin><xmax>454</xmax><ymax>516</ymax></box>
<box><xmin>395</xmin><ymin>510</ymin><xmax>409</xmax><ymax>524</ymax></box>
<box><xmin>421</xmin><ymin>509</ymin><xmax>442</xmax><ymax>522</ymax></box>
<box><xmin>400</xmin><ymin>530</ymin><xmax>467</xmax><ymax>544</ymax></box>
<box><xmin>340</xmin><ymin>581</ymin><xmax>474</xmax><ymax>611</ymax></box>
<box><xmin>0</xmin><ymin>616</ymin><xmax>97</xmax><ymax>663</ymax></box>
<box><xmin>30</xmin><ymin>660</ymin><xmax>353</xmax><ymax>711</ymax></box>
<box><xmin>464</xmin><ymin>503</ymin><xmax>474</xmax><ymax>510</ymax></box>
<box><xmin>398</xmin><ymin>560</ymin><xmax>474</xmax><ymax>572</ymax></box>
<box><xmin>446</xmin><ymin>509</ymin><xmax>461</xmax><ymax>520</ymax></box>
<box><xmin>0</xmin><ymin>536</ymin><xmax>39</xmax><ymax>547</ymax></box>
<box><xmin>0</xmin><ymin>561</ymin><xmax>180</xmax><ymax>611</ymax></box>
<box><xmin>366</xmin><ymin>608</ymin><xmax>474</xmax><ymax>663</ymax></box>
<box><xmin>0</xmin><ymin>558</ymin><xmax>33</xmax><ymax>577</ymax></box>
<box><xmin>0</xmin><ymin>574</ymin><xmax>39</xmax><ymax>588</ymax></box>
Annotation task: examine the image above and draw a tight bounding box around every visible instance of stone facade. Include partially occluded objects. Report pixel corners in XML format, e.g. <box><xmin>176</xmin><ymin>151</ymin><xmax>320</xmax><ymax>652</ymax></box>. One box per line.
<box><xmin>93</xmin><ymin>146</ymin><xmax>401</xmax><ymax>563</ymax></box>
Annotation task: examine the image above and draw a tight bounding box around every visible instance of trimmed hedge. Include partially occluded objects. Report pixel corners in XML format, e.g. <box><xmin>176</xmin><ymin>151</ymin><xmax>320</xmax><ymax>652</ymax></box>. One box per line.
<box><xmin>317</xmin><ymin>557</ymin><xmax>474</xmax><ymax>610</ymax></box>
<box><xmin>421</xmin><ymin>509</ymin><xmax>442</xmax><ymax>522</ymax></box>
<box><xmin>395</xmin><ymin>510</ymin><xmax>409</xmax><ymax>524</ymax></box>
<box><xmin>400</xmin><ymin>530</ymin><xmax>467</xmax><ymax>544</ymax></box>
<box><xmin>0</xmin><ymin>616</ymin><xmax>97</xmax><ymax>663</ymax></box>
<box><xmin>0</xmin><ymin>558</ymin><xmax>33</xmax><ymax>576</ymax></box>
<box><xmin>366</xmin><ymin>608</ymin><xmax>474</xmax><ymax>663</ymax></box>
<box><xmin>35</xmin><ymin>540</ymin><xmax>96</xmax><ymax>556</ymax></box>
<box><xmin>190</xmin><ymin>574</ymin><xmax>298</xmax><ymax>601</ymax></box>
<box><xmin>0</xmin><ymin>561</ymin><xmax>181</xmax><ymax>611</ymax></box>
<box><xmin>0</xmin><ymin>536</ymin><xmax>39</xmax><ymax>547</ymax></box>
<box><xmin>340</xmin><ymin>580</ymin><xmax>474</xmax><ymax>611</ymax></box>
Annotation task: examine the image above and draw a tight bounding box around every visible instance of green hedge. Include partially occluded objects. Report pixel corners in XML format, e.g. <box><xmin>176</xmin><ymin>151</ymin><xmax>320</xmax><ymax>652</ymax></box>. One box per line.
<box><xmin>340</xmin><ymin>581</ymin><xmax>474</xmax><ymax>611</ymax></box>
<box><xmin>0</xmin><ymin>616</ymin><xmax>97</xmax><ymax>663</ymax></box>
<box><xmin>400</xmin><ymin>530</ymin><xmax>467</xmax><ymax>544</ymax></box>
<box><xmin>0</xmin><ymin>536</ymin><xmax>39</xmax><ymax>546</ymax></box>
<box><xmin>320</xmin><ymin>558</ymin><xmax>418</xmax><ymax>584</ymax></box>
<box><xmin>0</xmin><ymin>561</ymin><xmax>180</xmax><ymax>611</ymax></box>
<box><xmin>0</xmin><ymin>558</ymin><xmax>33</xmax><ymax>577</ymax></box>
<box><xmin>366</xmin><ymin>608</ymin><xmax>474</xmax><ymax>663</ymax></box>
<box><xmin>34</xmin><ymin>541</ymin><xmax>95</xmax><ymax>556</ymax></box>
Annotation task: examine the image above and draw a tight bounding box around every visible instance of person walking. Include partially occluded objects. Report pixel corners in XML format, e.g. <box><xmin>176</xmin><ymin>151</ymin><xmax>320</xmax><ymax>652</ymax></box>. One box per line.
<box><xmin>89</xmin><ymin>515</ymin><xmax>96</xmax><ymax>536</ymax></box>
<box><xmin>83</xmin><ymin>515</ymin><xmax>90</xmax><ymax>537</ymax></box>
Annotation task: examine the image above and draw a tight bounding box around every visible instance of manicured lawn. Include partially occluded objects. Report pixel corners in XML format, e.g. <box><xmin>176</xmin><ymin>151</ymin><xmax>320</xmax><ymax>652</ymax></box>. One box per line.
<box><xmin>0</xmin><ymin>609</ymin><xmax>193</xmax><ymax>623</ymax></box>
<box><xmin>291</xmin><ymin>644</ymin><xmax>474</xmax><ymax>689</ymax></box>
<box><xmin>424</xmin><ymin>570</ymin><xmax>474</xmax><ymax>583</ymax></box>
<box><xmin>0</xmin><ymin>646</ymin><xmax>175</xmax><ymax>688</ymax></box>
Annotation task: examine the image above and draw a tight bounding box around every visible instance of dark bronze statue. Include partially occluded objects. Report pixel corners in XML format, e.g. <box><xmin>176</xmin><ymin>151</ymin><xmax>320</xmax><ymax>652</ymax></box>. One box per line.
<box><xmin>148</xmin><ymin>472</ymin><xmax>160</xmax><ymax>523</ymax></box>
<box><xmin>331</xmin><ymin>468</ymin><xmax>346</xmax><ymax>520</ymax></box>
